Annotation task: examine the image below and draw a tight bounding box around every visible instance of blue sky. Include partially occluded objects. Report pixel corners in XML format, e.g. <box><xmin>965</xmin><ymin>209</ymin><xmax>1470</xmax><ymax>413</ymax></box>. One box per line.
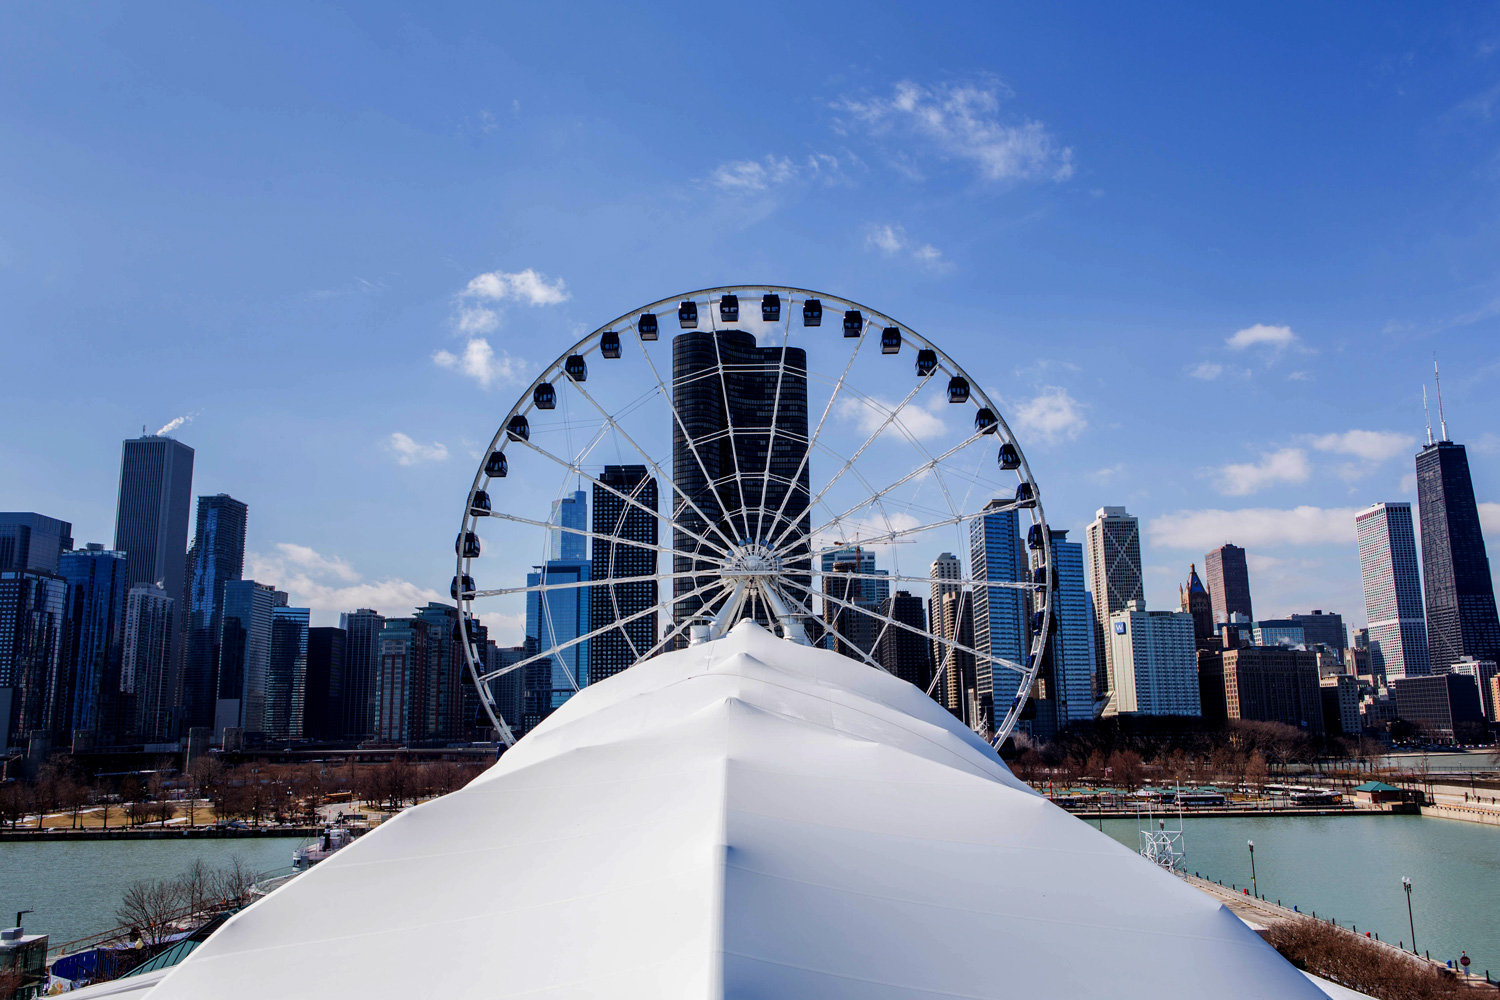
<box><xmin>4</xmin><ymin>2</ymin><xmax>1500</xmax><ymax>635</ymax></box>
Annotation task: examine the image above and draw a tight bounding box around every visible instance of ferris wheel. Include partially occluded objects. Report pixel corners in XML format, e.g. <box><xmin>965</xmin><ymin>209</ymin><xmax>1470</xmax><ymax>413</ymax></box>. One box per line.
<box><xmin>452</xmin><ymin>285</ymin><xmax>1052</xmax><ymax>749</ymax></box>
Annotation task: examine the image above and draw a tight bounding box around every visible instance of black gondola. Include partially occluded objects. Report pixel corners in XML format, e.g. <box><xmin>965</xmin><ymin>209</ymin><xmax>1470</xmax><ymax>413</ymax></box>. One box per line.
<box><xmin>450</xmin><ymin>575</ymin><xmax>476</xmax><ymax>601</ymax></box>
<box><xmin>803</xmin><ymin>299</ymin><xmax>822</xmax><ymax>326</ymax></box>
<box><xmin>452</xmin><ymin>619</ymin><xmax>469</xmax><ymax>643</ymax></box>
<box><xmin>469</xmin><ymin>490</ymin><xmax>492</xmax><ymax>516</ymax></box>
<box><xmin>678</xmin><ymin>301</ymin><xmax>698</xmax><ymax>329</ymax></box>
<box><xmin>1031</xmin><ymin>566</ymin><xmax>1048</xmax><ymax>586</ymax></box>
<box><xmin>998</xmin><ymin>442</ymin><xmax>1021</xmax><ymax>470</ymax></box>
<box><xmin>533</xmin><ymin>382</ymin><xmax>556</xmax><ymax>409</ymax></box>
<box><xmin>881</xmin><ymin>327</ymin><xmax>901</xmax><ymax>354</ymax></box>
<box><xmin>762</xmin><ymin>293</ymin><xmax>781</xmax><ymax>321</ymax></box>
<box><xmin>457</xmin><ymin>532</ymin><xmax>482</xmax><ymax>558</ymax></box>
<box><xmin>916</xmin><ymin>349</ymin><xmax>937</xmax><ymax>376</ymax></box>
<box><xmin>974</xmin><ymin>407</ymin><xmax>997</xmax><ymax>434</ymax></box>
<box><xmin>1026</xmin><ymin>523</ymin><xmax>1045</xmax><ymax>550</ymax></box>
<box><xmin>947</xmin><ymin>376</ymin><xmax>970</xmax><ymax>404</ymax></box>
<box><xmin>1014</xmin><ymin>481</ymin><xmax>1037</xmax><ymax>508</ymax></box>
<box><xmin>564</xmin><ymin>354</ymin><xmax>587</xmax><ymax>382</ymax></box>
<box><xmin>719</xmin><ymin>294</ymin><xmax>739</xmax><ymax>322</ymax></box>
<box><xmin>600</xmin><ymin>330</ymin><xmax>621</xmax><ymax>358</ymax></box>
<box><xmin>843</xmin><ymin>310</ymin><xmax>863</xmax><ymax>337</ymax></box>
<box><xmin>507</xmin><ymin>415</ymin><xmax>529</xmax><ymax>442</ymax></box>
<box><xmin>638</xmin><ymin>313</ymin><xmax>658</xmax><ymax>340</ymax></box>
<box><xmin>485</xmin><ymin>451</ymin><xmax>509</xmax><ymax>477</ymax></box>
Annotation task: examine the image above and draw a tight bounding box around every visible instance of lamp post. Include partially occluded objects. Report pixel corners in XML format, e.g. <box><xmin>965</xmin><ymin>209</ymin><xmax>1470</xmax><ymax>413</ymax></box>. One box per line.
<box><xmin>1402</xmin><ymin>877</ymin><xmax>1416</xmax><ymax>953</ymax></box>
<box><xmin>1247</xmin><ymin>840</ymin><xmax>1257</xmax><ymax>898</ymax></box>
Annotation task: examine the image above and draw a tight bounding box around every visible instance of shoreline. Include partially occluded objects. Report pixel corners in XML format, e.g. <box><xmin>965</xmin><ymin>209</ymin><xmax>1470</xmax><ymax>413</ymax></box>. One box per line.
<box><xmin>0</xmin><ymin>827</ymin><xmax>321</xmax><ymax>842</ymax></box>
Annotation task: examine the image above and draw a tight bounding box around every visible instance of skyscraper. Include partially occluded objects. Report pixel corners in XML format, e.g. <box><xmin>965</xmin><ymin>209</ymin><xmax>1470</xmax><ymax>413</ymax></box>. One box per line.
<box><xmin>339</xmin><ymin>608</ymin><xmax>385</xmax><ymax>739</ymax></box>
<box><xmin>58</xmin><ymin>546</ymin><xmax>128</xmax><ymax>743</ymax></box>
<box><xmin>1106</xmin><ymin>604</ymin><xmax>1200</xmax><ymax>717</ymax></box>
<box><xmin>304</xmin><ymin>627</ymin><xmax>346</xmax><ymax>741</ymax></box>
<box><xmin>266</xmin><ymin>604</ymin><xmax>310</xmax><ymax>740</ymax></box>
<box><xmin>1204</xmin><ymin>543</ymin><xmax>1253</xmax><ymax>624</ymax></box>
<box><xmin>1048</xmin><ymin>529</ymin><xmax>1098</xmax><ymax>730</ymax></box>
<box><xmin>1178</xmin><ymin>563</ymin><xmax>1215</xmax><ymax>649</ymax></box>
<box><xmin>551</xmin><ymin>490</ymin><xmax>588</xmax><ymax>563</ymax></box>
<box><xmin>1086</xmin><ymin>506</ymin><xmax>1143</xmax><ymax>708</ymax></box>
<box><xmin>0</xmin><ymin>570</ymin><xmax>68</xmax><ymax>750</ymax></box>
<box><xmin>589</xmin><ymin>466</ymin><xmax>659</xmax><ymax>683</ymax></box>
<box><xmin>414</xmin><ymin>602</ymin><xmax>463</xmax><ymax>742</ymax></box>
<box><xmin>938</xmin><ymin>590</ymin><xmax>975</xmax><ymax>724</ymax></box>
<box><xmin>215</xmin><ymin>580</ymin><xmax>275</xmax><ymax>738</ymax></box>
<box><xmin>1415</xmin><ymin>439</ymin><xmax>1500</xmax><ymax>673</ymax></box>
<box><xmin>123</xmin><ymin>583</ymin><xmax>174</xmax><ymax>742</ymax></box>
<box><xmin>928</xmin><ymin>552</ymin><xmax>961</xmax><ymax>690</ymax></box>
<box><xmin>821</xmin><ymin>548</ymin><xmax>889</xmax><ymax>606</ymax></box>
<box><xmin>113</xmin><ymin>434</ymin><xmax>195</xmax><ymax>733</ymax></box>
<box><xmin>0</xmin><ymin>513</ymin><xmax>73</xmax><ymax>573</ymax></box>
<box><xmin>822</xmin><ymin>558</ymin><xmax>877</xmax><ymax>659</ymax></box>
<box><xmin>183</xmin><ymin>494</ymin><xmax>248</xmax><ymax>731</ymax></box>
<box><xmin>1289</xmin><ymin>610</ymin><xmax>1347</xmax><ymax>663</ymax></box>
<box><xmin>526</xmin><ymin>560</ymin><xmax>590</xmax><ymax>719</ymax></box>
<box><xmin>1355</xmin><ymin>503</ymin><xmax>1430</xmax><ymax>680</ymax></box>
<box><xmin>672</xmin><ymin>330</ymin><xmax>810</xmax><ymax>633</ymax></box>
<box><xmin>374</xmin><ymin>617</ymin><xmax>428</xmax><ymax>743</ymax></box>
<box><xmin>875</xmin><ymin>591</ymin><xmax>931</xmax><ymax>689</ymax></box>
<box><xmin>970</xmin><ymin>499</ymin><xmax>1026</xmax><ymax>729</ymax></box>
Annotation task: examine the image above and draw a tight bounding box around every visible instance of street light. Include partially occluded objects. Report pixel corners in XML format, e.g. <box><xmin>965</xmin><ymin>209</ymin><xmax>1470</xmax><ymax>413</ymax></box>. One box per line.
<box><xmin>1247</xmin><ymin>840</ymin><xmax>1257</xmax><ymax>898</ymax></box>
<box><xmin>1402</xmin><ymin>876</ymin><xmax>1416</xmax><ymax>953</ymax></box>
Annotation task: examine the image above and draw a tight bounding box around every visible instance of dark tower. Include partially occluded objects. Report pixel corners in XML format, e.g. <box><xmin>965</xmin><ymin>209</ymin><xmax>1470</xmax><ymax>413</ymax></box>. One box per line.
<box><xmin>672</xmin><ymin>331</ymin><xmax>810</xmax><ymax>635</ymax></box>
<box><xmin>1416</xmin><ymin>440</ymin><xmax>1500</xmax><ymax>672</ymax></box>
<box><xmin>183</xmin><ymin>494</ymin><xmax>248</xmax><ymax>731</ymax></box>
<box><xmin>876</xmin><ymin>591</ymin><xmax>932</xmax><ymax>690</ymax></box>
<box><xmin>1204</xmin><ymin>543</ymin><xmax>1253</xmax><ymax>623</ymax></box>
<box><xmin>1178</xmin><ymin>563</ymin><xmax>1215</xmax><ymax>650</ymax></box>
<box><xmin>589</xmin><ymin>465</ymin><xmax>659</xmax><ymax>682</ymax></box>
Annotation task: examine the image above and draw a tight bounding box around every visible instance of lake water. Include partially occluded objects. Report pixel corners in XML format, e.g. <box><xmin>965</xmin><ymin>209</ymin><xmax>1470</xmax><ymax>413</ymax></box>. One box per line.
<box><xmin>1097</xmin><ymin>813</ymin><xmax>1500</xmax><ymax>975</ymax></box>
<box><xmin>0</xmin><ymin>837</ymin><xmax>309</xmax><ymax>949</ymax></box>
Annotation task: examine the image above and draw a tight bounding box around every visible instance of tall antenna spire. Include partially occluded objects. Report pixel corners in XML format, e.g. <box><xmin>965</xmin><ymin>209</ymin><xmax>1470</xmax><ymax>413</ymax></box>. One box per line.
<box><xmin>1423</xmin><ymin>386</ymin><xmax>1433</xmax><ymax>446</ymax></box>
<box><xmin>1434</xmin><ymin>355</ymin><xmax>1448</xmax><ymax>442</ymax></box>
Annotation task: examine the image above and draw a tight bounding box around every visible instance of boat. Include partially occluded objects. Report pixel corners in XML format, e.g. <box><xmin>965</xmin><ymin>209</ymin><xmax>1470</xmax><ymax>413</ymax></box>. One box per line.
<box><xmin>291</xmin><ymin>826</ymin><xmax>354</xmax><ymax>868</ymax></box>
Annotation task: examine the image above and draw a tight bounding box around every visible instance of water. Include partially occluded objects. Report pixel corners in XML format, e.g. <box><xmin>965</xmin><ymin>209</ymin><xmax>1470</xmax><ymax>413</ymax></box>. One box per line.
<box><xmin>0</xmin><ymin>837</ymin><xmax>309</xmax><ymax>949</ymax></box>
<box><xmin>1096</xmin><ymin>813</ymin><xmax>1500</xmax><ymax>974</ymax></box>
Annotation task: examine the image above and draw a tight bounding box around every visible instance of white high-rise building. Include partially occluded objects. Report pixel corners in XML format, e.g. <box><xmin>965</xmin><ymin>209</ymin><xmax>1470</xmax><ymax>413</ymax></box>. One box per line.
<box><xmin>1085</xmin><ymin>506</ymin><xmax>1143</xmax><ymax>707</ymax></box>
<box><xmin>1355</xmin><ymin>503</ymin><xmax>1430</xmax><ymax>680</ymax></box>
<box><xmin>1105</xmin><ymin>603</ymin><xmax>1200</xmax><ymax>717</ymax></box>
<box><xmin>928</xmin><ymin>552</ymin><xmax>962</xmax><ymax>709</ymax></box>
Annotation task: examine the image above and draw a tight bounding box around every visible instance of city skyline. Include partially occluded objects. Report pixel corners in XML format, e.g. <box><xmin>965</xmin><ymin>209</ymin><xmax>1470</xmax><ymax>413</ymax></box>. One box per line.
<box><xmin>6</xmin><ymin>5</ymin><xmax>1500</xmax><ymax>636</ymax></box>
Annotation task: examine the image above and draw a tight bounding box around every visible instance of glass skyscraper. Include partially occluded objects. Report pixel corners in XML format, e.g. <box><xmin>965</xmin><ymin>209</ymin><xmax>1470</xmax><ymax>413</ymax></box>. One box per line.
<box><xmin>123</xmin><ymin>583</ymin><xmax>174</xmax><ymax>742</ymax></box>
<box><xmin>215</xmin><ymin>579</ymin><xmax>275</xmax><ymax>737</ymax></box>
<box><xmin>58</xmin><ymin>546</ymin><xmax>128</xmax><ymax>742</ymax></box>
<box><xmin>1047</xmin><ymin>529</ymin><xmax>1097</xmax><ymax>730</ymax></box>
<box><xmin>0</xmin><ymin>570</ymin><xmax>69</xmax><ymax>750</ymax></box>
<box><xmin>589</xmin><ymin>466</ymin><xmax>658</xmax><ymax>683</ymax></box>
<box><xmin>551</xmin><ymin>490</ymin><xmax>588</xmax><ymax>562</ymax></box>
<box><xmin>1355</xmin><ymin>502</ymin><xmax>1430</xmax><ymax>680</ymax></box>
<box><xmin>1086</xmin><ymin>506</ymin><xmax>1144</xmax><ymax>709</ymax></box>
<box><xmin>266</xmin><ymin>604</ymin><xmax>310</xmax><ymax>740</ymax></box>
<box><xmin>113</xmin><ymin>434</ymin><xmax>195</xmax><ymax>734</ymax></box>
<box><xmin>0</xmin><ymin>513</ymin><xmax>74</xmax><ymax>574</ymax></box>
<box><xmin>339</xmin><ymin>608</ymin><xmax>385</xmax><ymax>739</ymax></box>
<box><xmin>183</xmin><ymin>494</ymin><xmax>248</xmax><ymax>731</ymax></box>
<box><xmin>1415</xmin><ymin>440</ymin><xmax>1500</xmax><ymax>673</ymax></box>
<box><xmin>970</xmin><ymin>499</ymin><xmax>1026</xmax><ymax>729</ymax></box>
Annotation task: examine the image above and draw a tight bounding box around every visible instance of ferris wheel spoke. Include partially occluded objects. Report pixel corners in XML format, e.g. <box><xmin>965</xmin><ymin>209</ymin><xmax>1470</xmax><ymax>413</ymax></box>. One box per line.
<box><xmin>752</xmin><ymin>304</ymin><xmax>797</xmax><ymax>547</ymax></box>
<box><xmin>704</xmin><ymin>316</ymin><xmax>755</xmax><ymax>544</ymax></box>
<box><xmin>477</xmin><ymin>576</ymin><xmax>729</xmax><ymax>684</ymax></box>
<box><xmin>780</xmin><ymin>576</ymin><xmax>1030</xmax><ymax>678</ymax></box>
<box><xmin>513</xmin><ymin>436</ymin><xmax>734</xmax><ymax>561</ymax></box>
<box><xmin>816</xmin><ymin>570</ymin><xmax>1041</xmax><ymax>593</ymax></box>
<box><xmin>561</xmin><ymin>373</ymin><xmax>741</xmax><ymax>565</ymax></box>
<box><xmin>762</xmin><ymin>318</ymin><xmax>867</xmax><ymax>555</ymax></box>
<box><xmin>767</xmin><ymin>583</ymin><xmax>888</xmax><ymax>673</ymax></box>
<box><xmin>472</xmin><ymin>569</ymin><xmax>700</xmax><ymax>600</ymax></box>
<box><xmin>481</xmin><ymin>509</ymin><xmax>726</xmax><ymax>568</ymax></box>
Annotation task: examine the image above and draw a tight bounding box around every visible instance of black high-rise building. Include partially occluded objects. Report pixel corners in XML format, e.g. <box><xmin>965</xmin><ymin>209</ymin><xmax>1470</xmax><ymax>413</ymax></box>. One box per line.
<box><xmin>183</xmin><ymin>494</ymin><xmax>248</xmax><ymax>730</ymax></box>
<box><xmin>0</xmin><ymin>513</ymin><xmax>74</xmax><ymax>573</ymax></box>
<box><xmin>1416</xmin><ymin>440</ymin><xmax>1500</xmax><ymax>673</ymax></box>
<box><xmin>113</xmin><ymin>434</ymin><xmax>195</xmax><ymax>733</ymax></box>
<box><xmin>875</xmin><ymin>591</ymin><xmax>932</xmax><ymax>689</ymax></box>
<box><xmin>304</xmin><ymin>627</ymin><xmax>346</xmax><ymax>741</ymax></box>
<box><xmin>340</xmin><ymin>608</ymin><xmax>385</xmax><ymax>739</ymax></box>
<box><xmin>589</xmin><ymin>465</ymin><xmax>658</xmax><ymax>682</ymax></box>
<box><xmin>671</xmin><ymin>331</ymin><xmax>810</xmax><ymax>634</ymax></box>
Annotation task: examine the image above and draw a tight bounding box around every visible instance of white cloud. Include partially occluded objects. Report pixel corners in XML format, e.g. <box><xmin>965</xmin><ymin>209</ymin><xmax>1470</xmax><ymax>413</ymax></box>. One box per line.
<box><xmin>1309</xmin><ymin>430</ymin><xmax>1416</xmax><ymax>463</ymax></box>
<box><xmin>387</xmin><ymin>432</ymin><xmax>449</xmax><ymax>466</ymax></box>
<box><xmin>1214</xmin><ymin>448</ymin><xmax>1310</xmax><ymax>495</ymax></box>
<box><xmin>245</xmin><ymin>545</ymin><xmax>445</xmax><ymax>626</ymax></box>
<box><xmin>463</xmin><ymin>268</ymin><xmax>569</xmax><ymax>307</ymax></box>
<box><xmin>433</xmin><ymin>338</ymin><xmax>526</xmax><ymax>388</ymax></box>
<box><xmin>1480</xmin><ymin>501</ymin><xmax>1500</xmax><ymax>536</ymax></box>
<box><xmin>836</xmin><ymin>79</ymin><xmax>1073</xmax><ymax>182</ymax></box>
<box><xmin>1187</xmin><ymin>361</ymin><xmax>1224</xmax><ymax>381</ymax></box>
<box><xmin>1147</xmin><ymin>506</ymin><xmax>1363</xmax><ymax>551</ymax></box>
<box><xmin>862</xmin><ymin>223</ymin><xmax>950</xmax><ymax>272</ymax></box>
<box><xmin>1226</xmin><ymin>323</ymin><xmax>1298</xmax><ymax>351</ymax></box>
<box><xmin>709</xmin><ymin>155</ymin><xmax>797</xmax><ymax>192</ymax></box>
<box><xmin>1400</xmin><ymin>472</ymin><xmax>1417</xmax><ymax>494</ymax></box>
<box><xmin>836</xmin><ymin>394</ymin><xmax>946</xmax><ymax>441</ymax></box>
<box><xmin>1010</xmin><ymin>386</ymin><xmax>1086</xmax><ymax>444</ymax></box>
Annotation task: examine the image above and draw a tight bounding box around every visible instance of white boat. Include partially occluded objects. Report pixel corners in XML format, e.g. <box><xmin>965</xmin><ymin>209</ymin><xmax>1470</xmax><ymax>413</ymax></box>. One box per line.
<box><xmin>291</xmin><ymin>826</ymin><xmax>354</xmax><ymax>869</ymax></box>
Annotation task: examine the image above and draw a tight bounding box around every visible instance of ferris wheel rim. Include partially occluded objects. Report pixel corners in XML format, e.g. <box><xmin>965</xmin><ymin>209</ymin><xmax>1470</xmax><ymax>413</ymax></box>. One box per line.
<box><xmin>453</xmin><ymin>283</ymin><xmax>1053</xmax><ymax>751</ymax></box>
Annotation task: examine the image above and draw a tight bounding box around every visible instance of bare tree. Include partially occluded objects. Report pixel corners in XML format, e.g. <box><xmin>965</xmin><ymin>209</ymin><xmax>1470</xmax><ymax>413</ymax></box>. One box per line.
<box><xmin>177</xmin><ymin>858</ymin><xmax>214</xmax><ymax>918</ymax></box>
<box><xmin>116</xmin><ymin>877</ymin><xmax>185</xmax><ymax>947</ymax></box>
<box><xmin>212</xmin><ymin>853</ymin><xmax>258</xmax><ymax>907</ymax></box>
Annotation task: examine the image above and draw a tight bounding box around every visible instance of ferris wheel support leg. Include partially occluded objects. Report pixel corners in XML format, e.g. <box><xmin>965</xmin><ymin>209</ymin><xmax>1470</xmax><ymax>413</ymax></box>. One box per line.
<box><xmin>761</xmin><ymin>583</ymin><xmax>810</xmax><ymax>645</ymax></box>
<box><xmin>709</xmin><ymin>581</ymin><xmax>749</xmax><ymax>639</ymax></box>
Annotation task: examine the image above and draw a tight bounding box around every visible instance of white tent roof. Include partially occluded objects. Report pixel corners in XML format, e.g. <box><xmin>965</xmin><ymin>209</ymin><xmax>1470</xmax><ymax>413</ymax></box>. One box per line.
<box><xmin>143</xmin><ymin>620</ymin><xmax>1330</xmax><ymax>998</ymax></box>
